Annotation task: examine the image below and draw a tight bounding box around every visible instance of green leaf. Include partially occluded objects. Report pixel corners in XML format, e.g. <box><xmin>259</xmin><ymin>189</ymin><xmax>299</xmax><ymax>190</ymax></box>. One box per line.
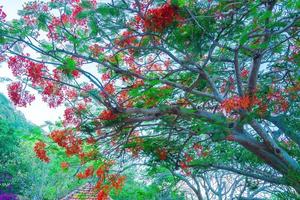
<box><xmin>76</xmin><ymin>11</ymin><xmax>90</xmax><ymax>19</ymax></box>
<box><xmin>240</xmin><ymin>34</ymin><xmax>248</xmax><ymax>45</ymax></box>
<box><xmin>96</xmin><ymin>6</ymin><xmax>119</xmax><ymax>16</ymax></box>
<box><xmin>260</xmin><ymin>10</ymin><xmax>272</xmax><ymax>21</ymax></box>
<box><xmin>58</xmin><ymin>57</ymin><xmax>77</xmax><ymax>75</ymax></box>
<box><xmin>37</xmin><ymin>13</ymin><xmax>48</xmax><ymax>31</ymax></box>
<box><xmin>171</xmin><ymin>0</ymin><xmax>186</xmax><ymax>7</ymax></box>
<box><xmin>81</xmin><ymin>0</ymin><xmax>93</xmax><ymax>9</ymax></box>
<box><xmin>89</xmin><ymin>18</ymin><xmax>99</xmax><ymax>36</ymax></box>
<box><xmin>0</xmin><ymin>36</ymin><xmax>5</xmax><ymax>44</ymax></box>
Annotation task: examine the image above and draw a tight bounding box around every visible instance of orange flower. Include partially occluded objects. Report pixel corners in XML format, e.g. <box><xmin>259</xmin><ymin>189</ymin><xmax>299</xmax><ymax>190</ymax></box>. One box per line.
<box><xmin>61</xmin><ymin>162</ymin><xmax>69</xmax><ymax>169</ymax></box>
<box><xmin>99</xmin><ymin>110</ymin><xmax>117</xmax><ymax>120</ymax></box>
<box><xmin>157</xmin><ymin>148</ymin><xmax>168</xmax><ymax>160</ymax></box>
<box><xmin>34</xmin><ymin>141</ymin><xmax>50</xmax><ymax>163</ymax></box>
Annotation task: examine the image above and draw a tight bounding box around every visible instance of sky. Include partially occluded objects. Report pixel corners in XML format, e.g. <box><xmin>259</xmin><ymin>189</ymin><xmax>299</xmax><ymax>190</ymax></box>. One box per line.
<box><xmin>0</xmin><ymin>0</ymin><xmax>64</xmax><ymax>125</ymax></box>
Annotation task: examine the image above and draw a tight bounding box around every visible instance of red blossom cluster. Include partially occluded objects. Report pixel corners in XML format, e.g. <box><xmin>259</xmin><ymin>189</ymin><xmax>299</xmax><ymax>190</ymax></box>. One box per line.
<box><xmin>101</xmin><ymin>82</ymin><xmax>115</xmax><ymax>97</ymax></box>
<box><xmin>193</xmin><ymin>143</ymin><xmax>203</xmax><ymax>157</ymax></box>
<box><xmin>46</xmin><ymin>1</ymin><xmax>92</xmax><ymax>40</ymax></box>
<box><xmin>63</xmin><ymin>103</ymin><xmax>86</xmax><ymax>126</ymax></box>
<box><xmin>7</xmin><ymin>56</ymin><xmax>70</xmax><ymax>108</ymax></box>
<box><xmin>86</xmin><ymin>136</ymin><xmax>97</xmax><ymax>145</ymax></box>
<box><xmin>97</xmin><ymin>190</ymin><xmax>109</xmax><ymax>200</ymax></box>
<box><xmin>221</xmin><ymin>90</ymin><xmax>290</xmax><ymax>115</ymax></box>
<box><xmin>8</xmin><ymin>56</ymin><xmax>47</xmax><ymax>81</ymax></box>
<box><xmin>61</xmin><ymin>161</ymin><xmax>69</xmax><ymax>169</ymax></box>
<box><xmin>117</xmin><ymin>90</ymin><xmax>133</xmax><ymax>108</ymax></box>
<box><xmin>136</xmin><ymin>3</ymin><xmax>183</xmax><ymax>32</ymax></box>
<box><xmin>34</xmin><ymin>141</ymin><xmax>50</xmax><ymax>163</ymax></box>
<box><xmin>49</xmin><ymin>129</ymin><xmax>83</xmax><ymax>157</ymax></box>
<box><xmin>78</xmin><ymin>150</ymin><xmax>97</xmax><ymax>164</ymax></box>
<box><xmin>157</xmin><ymin>148</ymin><xmax>168</xmax><ymax>160</ymax></box>
<box><xmin>96</xmin><ymin>164</ymin><xmax>109</xmax><ymax>180</ymax></box>
<box><xmin>267</xmin><ymin>91</ymin><xmax>289</xmax><ymax>113</ymax></box>
<box><xmin>132</xmin><ymin>79</ymin><xmax>145</xmax><ymax>88</ymax></box>
<box><xmin>89</xmin><ymin>44</ymin><xmax>104</xmax><ymax>57</ymax></box>
<box><xmin>94</xmin><ymin>162</ymin><xmax>126</xmax><ymax>199</ymax></box>
<box><xmin>241</xmin><ymin>69</ymin><xmax>249</xmax><ymax>78</ymax></box>
<box><xmin>0</xmin><ymin>5</ymin><xmax>7</xmax><ymax>21</ymax></box>
<box><xmin>184</xmin><ymin>153</ymin><xmax>193</xmax><ymax>163</ymax></box>
<box><xmin>76</xmin><ymin>166</ymin><xmax>94</xmax><ymax>179</ymax></box>
<box><xmin>66</xmin><ymin>89</ymin><xmax>78</xmax><ymax>100</ymax></box>
<box><xmin>22</xmin><ymin>2</ymin><xmax>48</xmax><ymax>25</ymax></box>
<box><xmin>109</xmin><ymin>174</ymin><xmax>126</xmax><ymax>191</ymax></box>
<box><xmin>7</xmin><ymin>82</ymin><xmax>35</xmax><ymax>107</ymax></box>
<box><xmin>179</xmin><ymin>161</ymin><xmax>191</xmax><ymax>176</ymax></box>
<box><xmin>221</xmin><ymin>95</ymin><xmax>257</xmax><ymax>113</ymax></box>
<box><xmin>99</xmin><ymin>110</ymin><xmax>117</xmax><ymax>120</ymax></box>
<box><xmin>42</xmin><ymin>81</ymin><xmax>65</xmax><ymax>108</ymax></box>
<box><xmin>116</xmin><ymin>31</ymin><xmax>139</xmax><ymax>51</ymax></box>
<box><xmin>101</xmin><ymin>72</ymin><xmax>110</xmax><ymax>82</ymax></box>
<box><xmin>126</xmin><ymin>135</ymin><xmax>144</xmax><ymax>158</ymax></box>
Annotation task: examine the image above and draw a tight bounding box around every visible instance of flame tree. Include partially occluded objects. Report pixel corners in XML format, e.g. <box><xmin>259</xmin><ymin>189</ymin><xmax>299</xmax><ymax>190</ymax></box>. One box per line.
<box><xmin>0</xmin><ymin>0</ymin><xmax>300</xmax><ymax>197</ymax></box>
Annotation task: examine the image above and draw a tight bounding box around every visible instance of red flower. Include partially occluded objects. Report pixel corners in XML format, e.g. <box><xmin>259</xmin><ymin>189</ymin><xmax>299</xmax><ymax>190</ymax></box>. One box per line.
<box><xmin>7</xmin><ymin>82</ymin><xmax>35</xmax><ymax>107</ymax></box>
<box><xmin>61</xmin><ymin>13</ymin><xmax>69</xmax><ymax>24</ymax></box>
<box><xmin>101</xmin><ymin>73</ymin><xmax>111</xmax><ymax>82</ymax></box>
<box><xmin>221</xmin><ymin>95</ymin><xmax>257</xmax><ymax>113</ymax></box>
<box><xmin>71</xmin><ymin>70</ymin><xmax>80</xmax><ymax>78</ymax></box>
<box><xmin>99</xmin><ymin>110</ymin><xmax>117</xmax><ymax>120</ymax></box>
<box><xmin>86</xmin><ymin>137</ymin><xmax>96</xmax><ymax>144</ymax></box>
<box><xmin>61</xmin><ymin>162</ymin><xmax>69</xmax><ymax>169</ymax></box>
<box><xmin>103</xmin><ymin>83</ymin><xmax>115</xmax><ymax>95</ymax></box>
<box><xmin>97</xmin><ymin>190</ymin><xmax>108</xmax><ymax>200</ymax></box>
<box><xmin>50</xmin><ymin>129</ymin><xmax>82</xmax><ymax>157</ymax></box>
<box><xmin>184</xmin><ymin>153</ymin><xmax>193</xmax><ymax>163</ymax></box>
<box><xmin>138</xmin><ymin>3</ymin><xmax>183</xmax><ymax>32</ymax></box>
<box><xmin>90</xmin><ymin>44</ymin><xmax>104</xmax><ymax>57</ymax></box>
<box><xmin>27</xmin><ymin>62</ymin><xmax>47</xmax><ymax>85</ymax></box>
<box><xmin>241</xmin><ymin>69</ymin><xmax>249</xmax><ymax>78</ymax></box>
<box><xmin>179</xmin><ymin>161</ymin><xmax>188</xmax><ymax>170</ymax></box>
<box><xmin>34</xmin><ymin>141</ymin><xmax>50</xmax><ymax>163</ymax></box>
<box><xmin>157</xmin><ymin>148</ymin><xmax>168</xmax><ymax>160</ymax></box>
<box><xmin>0</xmin><ymin>6</ymin><xmax>7</xmax><ymax>21</ymax></box>
<box><xmin>41</xmin><ymin>81</ymin><xmax>65</xmax><ymax>108</ymax></box>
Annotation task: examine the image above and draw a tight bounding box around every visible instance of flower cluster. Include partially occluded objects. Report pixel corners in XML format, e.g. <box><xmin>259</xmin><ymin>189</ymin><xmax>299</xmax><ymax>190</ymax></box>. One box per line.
<box><xmin>89</xmin><ymin>44</ymin><xmax>104</xmax><ymax>57</ymax></box>
<box><xmin>7</xmin><ymin>56</ymin><xmax>69</xmax><ymax>108</ymax></box>
<box><xmin>157</xmin><ymin>148</ymin><xmax>168</xmax><ymax>160</ymax></box>
<box><xmin>94</xmin><ymin>162</ymin><xmax>126</xmax><ymax>199</ymax></box>
<box><xmin>116</xmin><ymin>31</ymin><xmax>139</xmax><ymax>51</ymax></box>
<box><xmin>0</xmin><ymin>5</ymin><xmax>7</xmax><ymax>21</ymax></box>
<box><xmin>41</xmin><ymin>81</ymin><xmax>65</xmax><ymax>108</ymax></box>
<box><xmin>76</xmin><ymin>166</ymin><xmax>94</xmax><ymax>179</ymax></box>
<box><xmin>241</xmin><ymin>69</ymin><xmax>249</xmax><ymax>78</ymax></box>
<box><xmin>179</xmin><ymin>161</ymin><xmax>191</xmax><ymax>176</ymax></box>
<box><xmin>8</xmin><ymin>56</ymin><xmax>47</xmax><ymax>81</ymax></box>
<box><xmin>97</xmin><ymin>190</ymin><xmax>109</xmax><ymax>200</ymax></box>
<box><xmin>102</xmin><ymin>83</ymin><xmax>115</xmax><ymax>96</ymax></box>
<box><xmin>267</xmin><ymin>91</ymin><xmax>289</xmax><ymax>113</ymax></box>
<box><xmin>63</xmin><ymin>104</ymin><xmax>86</xmax><ymax>126</ymax></box>
<box><xmin>34</xmin><ymin>141</ymin><xmax>50</xmax><ymax>163</ymax></box>
<box><xmin>22</xmin><ymin>1</ymin><xmax>48</xmax><ymax>26</ymax></box>
<box><xmin>49</xmin><ymin>129</ymin><xmax>82</xmax><ymax>157</ymax></box>
<box><xmin>99</xmin><ymin>110</ymin><xmax>117</xmax><ymax>120</ymax></box>
<box><xmin>61</xmin><ymin>162</ymin><xmax>69</xmax><ymax>169</ymax></box>
<box><xmin>221</xmin><ymin>95</ymin><xmax>257</xmax><ymax>113</ymax></box>
<box><xmin>7</xmin><ymin>82</ymin><xmax>35</xmax><ymax>107</ymax></box>
<box><xmin>136</xmin><ymin>3</ymin><xmax>183</xmax><ymax>32</ymax></box>
<box><xmin>109</xmin><ymin>174</ymin><xmax>126</xmax><ymax>191</ymax></box>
